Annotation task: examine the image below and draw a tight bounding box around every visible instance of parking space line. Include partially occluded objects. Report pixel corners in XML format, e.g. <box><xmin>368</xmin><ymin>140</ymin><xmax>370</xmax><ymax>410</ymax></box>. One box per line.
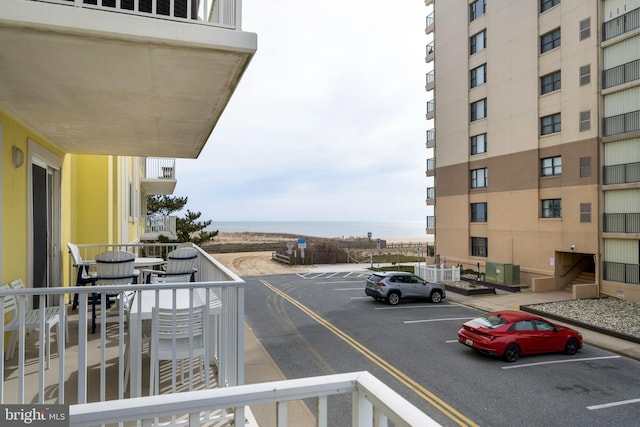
<box><xmin>587</xmin><ymin>397</ymin><xmax>640</xmax><ymax>410</ymax></box>
<box><xmin>446</xmin><ymin>340</ymin><xmax>459</xmax><ymax>343</ymax></box>
<box><xmin>332</xmin><ymin>287</ymin><xmax>363</xmax><ymax>291</ymax></box>
<box><xmin>501</xmin><ymin>355</ymin><xmax>620</xmax><ymax>369</ymax></box>
<box><xmin>350</xmin><ymin>296</ymin><xmax>370</xmax><ymax>300</ymax></box>
<box><xmin>375</xmin><ymin>305</ymin><xmax>457</xmax><ymax>310</ymax></box>
<box><xmin>259</xmin><ymin>278</ymin><xmax>479</xmax><ymax>427</ymax></box>
<box><xmin>405</xmin><ymin>317</ymin><xmax>474</xmax><ymax>324</ymax></box>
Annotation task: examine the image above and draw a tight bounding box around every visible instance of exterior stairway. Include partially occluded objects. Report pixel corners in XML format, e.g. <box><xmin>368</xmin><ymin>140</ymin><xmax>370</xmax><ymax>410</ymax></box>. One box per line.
<box><xmin>565</xmin><ymin>271</ymin><xmax>595</xmax><ymax>291</ymax></box>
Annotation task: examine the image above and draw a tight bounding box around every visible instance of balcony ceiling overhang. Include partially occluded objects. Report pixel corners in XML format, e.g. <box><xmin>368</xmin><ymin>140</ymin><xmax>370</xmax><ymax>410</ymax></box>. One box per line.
<box><xmin>0</xmin><ymin>2</ymin><xmax>257</xmax><ymax>159</ymax></box>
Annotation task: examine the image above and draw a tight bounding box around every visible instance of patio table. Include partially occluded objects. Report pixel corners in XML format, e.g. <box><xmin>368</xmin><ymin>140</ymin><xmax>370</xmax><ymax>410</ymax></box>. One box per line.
<box><xmin>127</xmin><ymin>287</ymin><xmax>221</xmax><ymax>397</ymax></box>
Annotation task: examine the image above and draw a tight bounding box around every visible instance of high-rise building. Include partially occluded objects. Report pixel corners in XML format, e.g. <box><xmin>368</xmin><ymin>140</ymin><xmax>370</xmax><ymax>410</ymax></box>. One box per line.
<box><xmin>426</xmin><ymin>0</ymin><xmax>640</xmax><ymax>302</ymax></box>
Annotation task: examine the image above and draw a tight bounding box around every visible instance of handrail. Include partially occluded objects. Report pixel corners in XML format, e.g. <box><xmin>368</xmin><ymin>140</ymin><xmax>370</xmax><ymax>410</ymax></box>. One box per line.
<box><xmin>69</xmin><ymin>371</ymin><xmax>439</xmax><ymax>427</ymax></box>
<box><xmin>32</xmin><ymin>0</ymin><xmax>239</xmax><ymax>29</ymax></box>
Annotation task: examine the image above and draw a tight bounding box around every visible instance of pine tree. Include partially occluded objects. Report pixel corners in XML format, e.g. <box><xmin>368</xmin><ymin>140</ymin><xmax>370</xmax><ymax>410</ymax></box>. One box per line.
<box><xmin>147</xmin><ymin>195</ymin><xmax>217</xmax><ymax>245</ymax></box>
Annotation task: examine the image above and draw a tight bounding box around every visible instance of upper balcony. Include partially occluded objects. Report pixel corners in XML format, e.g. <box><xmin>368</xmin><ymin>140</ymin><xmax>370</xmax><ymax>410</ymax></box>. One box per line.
<box><xmin>426</xmin><ymin>157</ymin><xmax>435</xmax><ymax>177</ymax></box>
<box><xmin>426</xmin><ymin>128</ymin><xmax>435</xmax><ymax>148</ymax></box>
<box><xmin>426</xmin><ymin>100</ymin><xmax>435</xmax><ymax>120</ymax></box>
<box><xmin>425</xmin><ymin>70</ymin><xmax>435</xmax><ymax>91</ymax></box>
<box><xmin>602</xmin><ymin>6</ymin><xmax>640</xmax><ymax>42</ymax></box>
<box><xmin>425</xmin><ymin>11</ymin><xmax>434</xmax><ymax>34</ymax></box>
<box><xmin>425</xmin><ymin>41</ymin><xmax>435</xmax><ymax>63</ymax></box>
<box><xmin>141</xmin><ymin>157</ymin><xmax>177</xmax><ymax>195</ymax></box>
<box><xmin>0</xmin><ymin>0</ymin><xmax>257</xmax><ymax>159</ymax></box>
<box><xmin>426</xmin><ymin>186</ymin><xmax>435</xmax><ymax>205</ymax></box>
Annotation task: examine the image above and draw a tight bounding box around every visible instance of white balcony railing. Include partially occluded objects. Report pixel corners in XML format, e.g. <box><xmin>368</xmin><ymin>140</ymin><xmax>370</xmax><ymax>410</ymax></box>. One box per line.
<box><xmin>0</xmin><ymin>244</ymin><xmax>245</xmax><ymax>412</ymax></box>
<box><xmin>69</xmin><ymin>371</ymin><xmax>440</xmax><ymax>427</ymax></box>
<box><xmin>144</xmin><ymin>214</ymin><xmax>177</xmax><ymax>234</ymax></box>
<box><xmin>146</xmin><ymin>158</ymin><xmax>176</xmax><ymax>180</ymax></box>
<box><xmin>33</xmin><ymin>0</ymin><xmax>239</xmax><ymax>29</ymax></box>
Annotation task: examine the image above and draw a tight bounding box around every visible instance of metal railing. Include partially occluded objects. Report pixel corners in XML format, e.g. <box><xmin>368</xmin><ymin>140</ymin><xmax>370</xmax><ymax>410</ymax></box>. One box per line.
<box><xmin>34</xmin><ymin>0</ymin><xmax>239</xmax><ymax>29</ymax></box>
<box><xmin>145</xmin><ymin>158</ymin><xmax>176</xmax><ymax>180</ymax></box>
<box><xmin>603</xmin><ymin>110</ymin><xmax>640</xmax><ymax>137</ymax></box>
<box><xmin>69</xmin><ymin>371</ymin><xmax>439</xmax><ymax>427</ymax></box>
<box><xmin>603</xmin><ymin>161</ymin><xmax>640</xmax><ymax>184</ymax></box>
<box><xmin>603</xmin><ymin>6</ymin><xmax>640</xmax><ymax>41</ymax></box>
<box><xmin>603</xmin><ymin>213</ymin><xmax>640</xmax><ymax>233</ymax></box>
<box><xmin>0</xmin><ymin>244</ymin><xmax>245</xmax><ymax>412</ymax></box>
<box><xmin>603</xmin><ymin>261</ymin><xmax>640</xmax><ymax>285</ymax></box>
<box><xmin>603</xmin><ymin>58</ymin><xmax>640</xmax><ymax>89</ymax></box>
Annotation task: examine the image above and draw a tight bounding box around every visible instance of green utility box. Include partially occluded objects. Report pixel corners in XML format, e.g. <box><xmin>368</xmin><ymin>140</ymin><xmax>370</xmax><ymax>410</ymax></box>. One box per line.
<box><xmin>485</xmin><ymin>262</ymin><xmax>520</xmax><ymax>285</ymax></box>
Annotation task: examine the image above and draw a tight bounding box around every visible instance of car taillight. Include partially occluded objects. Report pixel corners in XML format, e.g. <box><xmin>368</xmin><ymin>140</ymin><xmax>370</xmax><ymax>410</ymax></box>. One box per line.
<box><xmin>376</xmin><ymin>281</ymin><xmax>385</xmax><ymax>287</ymax></box>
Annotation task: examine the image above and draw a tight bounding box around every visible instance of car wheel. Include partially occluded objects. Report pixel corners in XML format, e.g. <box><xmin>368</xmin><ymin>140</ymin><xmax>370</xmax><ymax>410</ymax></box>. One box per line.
<box><xmin>503</xmin><ymin>343</ymin><xmax>520</xmax><ymax>362</ymax></box>
<box><xmin>564</xmin><ymin>338</ymin><xmax>580</xmax><ymax>355</ymax></box>
<box><xmin>430</xmin><ymin>291</ymin><xmax>443</xmax><ymax>303</ymax></box>
<box><xmin>387</xmin><ymin>292</ymin><xmax>400</xmax><ymax>305</ymax></box>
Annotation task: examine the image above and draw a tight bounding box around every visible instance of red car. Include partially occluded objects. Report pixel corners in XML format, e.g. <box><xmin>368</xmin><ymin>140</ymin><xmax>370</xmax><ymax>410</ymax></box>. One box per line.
<box><xmin>458</xmin><ymin>310</ymin><xmax>582</xmax><ymax>362</ymax></box>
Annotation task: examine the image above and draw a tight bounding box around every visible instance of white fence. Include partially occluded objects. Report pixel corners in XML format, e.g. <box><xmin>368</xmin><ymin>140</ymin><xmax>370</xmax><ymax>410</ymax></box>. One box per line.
<box><xmin>415</xmin><ymin>265</ymin><xmax>461</xmax><ymax>283</ymax></box>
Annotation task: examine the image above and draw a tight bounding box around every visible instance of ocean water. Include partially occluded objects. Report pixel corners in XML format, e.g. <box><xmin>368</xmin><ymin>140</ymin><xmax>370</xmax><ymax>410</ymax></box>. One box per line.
<box><xmin>211</xmin><ymin>220</ymin><xmax>427</xmax><ymax>239</ymax></box>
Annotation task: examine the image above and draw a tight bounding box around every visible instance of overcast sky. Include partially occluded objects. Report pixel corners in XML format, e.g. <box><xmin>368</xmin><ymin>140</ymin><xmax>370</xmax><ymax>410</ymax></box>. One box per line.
<box><xmin>174</xmin><ymin>0</ymin><xmax>432</xmax><ymax>222</ymax></box>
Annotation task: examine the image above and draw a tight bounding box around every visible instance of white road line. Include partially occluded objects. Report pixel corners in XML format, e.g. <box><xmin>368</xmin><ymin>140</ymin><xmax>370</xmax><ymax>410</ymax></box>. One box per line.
<box><xmin>404</xmin><ymin>317</ymin><xmax>474</xmax><ymax>324</ymax></box>
<box><xmin>501</xmin><ymin>355</ymin><xmax>621</xmax><ymax>370</ymax></box>
<box><xmin>375</xmin><ymin>305</ymin><xmax>457</xmax><ymax>310</ymax></box>
<box><xmin>445</xmin><ymin>339</ymin><xmax>459</xmax><ymax>343</ymax></box>
<box><xmin>587</xmin><ymin>398</ymin><xmax>640</xmax><ymax>410</ymax></box>
<box><xmin>319</xmin><ymin>281</ymin><xmax>362</xmax><ymax>285</ymax></box>
<box><xmin>350</xmin><ymin>296</ymin><xmax>370</xmax><ymax>300</ymax></box>
<box><xmin>333</xmin><ymin>287</ymin><xmax>363</xmax><ymax>291</ymax></box>
<box><xmin>326</xmin><ymin>272</ymin><xmax>340</xmax><ymax>278</ymax></box>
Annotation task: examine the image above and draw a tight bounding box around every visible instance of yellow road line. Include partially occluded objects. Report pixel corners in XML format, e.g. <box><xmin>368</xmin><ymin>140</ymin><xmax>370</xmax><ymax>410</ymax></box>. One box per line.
<box><xmin>259</xmin><ymin>279</ymin><xmax>479</xmax><ymax>427</ymax></box>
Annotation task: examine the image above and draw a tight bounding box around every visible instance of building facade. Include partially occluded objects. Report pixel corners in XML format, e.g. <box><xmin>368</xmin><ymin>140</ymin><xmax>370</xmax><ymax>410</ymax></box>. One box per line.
<box><xmin>426</xmin><ymin>0</ymin><xmax>640</xmax><ymax>302</ymax></box>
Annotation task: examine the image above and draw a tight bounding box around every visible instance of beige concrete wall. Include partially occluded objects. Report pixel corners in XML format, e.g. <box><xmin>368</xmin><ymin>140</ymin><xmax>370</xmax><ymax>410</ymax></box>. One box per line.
<box><xmin>432</xmin><ymin>0</ymin><xmax>601</xmax><ymax>290</ymax></box>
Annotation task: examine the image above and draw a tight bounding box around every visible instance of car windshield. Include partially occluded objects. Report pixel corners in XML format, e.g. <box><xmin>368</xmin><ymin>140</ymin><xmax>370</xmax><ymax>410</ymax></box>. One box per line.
<box><xmin>471</xmin><ymin>315</ymin><xmax>508</xmax><ymax>329</ymax></box>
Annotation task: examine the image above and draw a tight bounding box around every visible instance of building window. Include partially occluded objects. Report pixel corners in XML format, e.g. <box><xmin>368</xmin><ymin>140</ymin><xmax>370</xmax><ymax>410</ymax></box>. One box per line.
<box><xmin>471</xmin><ymin>203</ymin><xmax>488</xmax><ymax>222</ymax></box>
<box><xmin>540</xmin><ymin>113</ymin><xmax>561</xmax><ymax>135</ymax></box>
<box><xmin>541</xmin><ymin>156</ymin><xmax>562</xmax><ymax>176</ymax></box>
<box><xmin>471</xmin><ymin>168</ymin><xmax>488</xmax><ymax>189</ymax></box>
<box><xmin>470</xmin><ymin>30</ymin><xmax>487</xmax><ymax>55</ymax></box>
<box><xmin>580</xmin><ymin>203</ymin><xmax>591</xmax><ymax>223</ymax></box>
<box><xmin>580</xmin><ymin>157</ymin><xmax>591</xmax><ymax>177</ymax></box>
<box><xmin>540</xmin><ymin>0</ymin><xmax>560</xmax><ymax>13</ymax></box>
<box><xmin>540</xmin><ymin>28</ymin><xmax>561</xmax><ymax>53</ymax></box>
<box><xmin>579</xmin><ymin>18</ymin><xmax>591</xmax><ymax>40</ymax></box>
<box><xmin>579</xmin><ymin>64</ymin><xmax>591</xmax><ymax>86</ymax></box>
<box><xmin>542</xmin><ymin>199</ymin><xmax>562</xmax><ymax>218</ymax></box>
<box><xmin>540</xmin><ymin>70</ymin><xmax>561</xmax><ymax>94</ymax></box>
<box><xmin>469</xmin><ymin>0</ymin><xmax>486</xmax><ymax>21</ymax></box>
<box><xmin>471</xmin><ymin>98</ymin><xmax>487</xmax><ymax>121</ymax></box>
<box><xmin>470</xmin><ymin>64</ymin><xmax>487</xmax><ymax>88</ymax></box>
<box><xmin>471</xmin><ymin>237</ymin><xmax>488</xmax><ymax>257</ymax></box>
<box><xmin>579</xmin><ymin>111</ymin><xmax>591</xmax><ymax>131</ymax></box>
<box><xmin>471</xmin><ymin>133</ymin><xmax>487</xmax><ymax>154</ymax></box>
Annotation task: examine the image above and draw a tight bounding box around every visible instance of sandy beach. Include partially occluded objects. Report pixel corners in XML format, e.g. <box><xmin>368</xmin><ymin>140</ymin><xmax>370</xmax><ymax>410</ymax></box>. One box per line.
<box><xmin>209</xmin><ymin>232</ymin><xmax>432</xmax><ymax>276</ymax></box>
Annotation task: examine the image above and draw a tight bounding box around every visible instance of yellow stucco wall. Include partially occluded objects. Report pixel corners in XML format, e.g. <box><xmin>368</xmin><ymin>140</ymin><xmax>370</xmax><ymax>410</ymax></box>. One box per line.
<box><xmin>1</xmin><ymin>113</ymin><xmax>28</xmax><ymax>285</ymax></box>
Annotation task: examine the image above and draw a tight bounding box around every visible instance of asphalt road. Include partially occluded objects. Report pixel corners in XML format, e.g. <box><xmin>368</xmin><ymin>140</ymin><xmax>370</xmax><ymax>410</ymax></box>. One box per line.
<box><xmin>243</xmin><ymin>271</ymin><xmax>640</xmax><ymax>427</ymax></box>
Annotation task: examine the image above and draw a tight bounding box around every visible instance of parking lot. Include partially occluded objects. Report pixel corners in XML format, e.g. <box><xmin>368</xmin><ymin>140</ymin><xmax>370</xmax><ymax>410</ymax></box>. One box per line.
<box><xmin>244</xmin><ymin>271</ymin><xmax>640</xmax><ymax>426</ymax></box>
